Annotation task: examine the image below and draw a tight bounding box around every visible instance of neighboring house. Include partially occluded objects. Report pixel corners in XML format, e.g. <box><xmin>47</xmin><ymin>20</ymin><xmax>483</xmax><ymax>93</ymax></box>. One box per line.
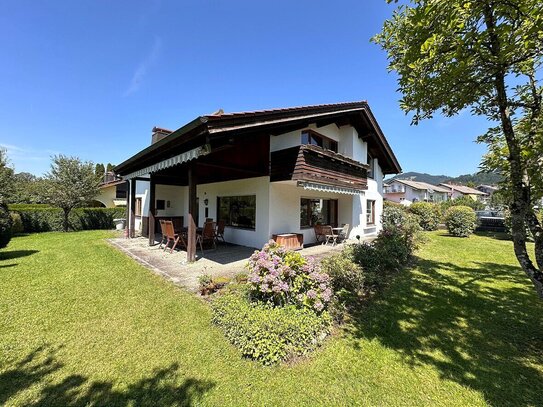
<box><xmin>113</xmin><ymin>101</ymin><xmax>401</xmax><ymax>260</ymax></box>
<box><xmin>94</xmin><ymin>172</ymin><xmax>128</xmax><ymax>208</ymax></box>
<box><xmin>440</xmin><ymin>183</ymin><xmax>487</xmax><ymax>201</ymax></box>
<box><xmin>477</xmin><ymin>184</ymin><xmax>499</xmax><ymax>206</ymax></box>
<box><xmin>384</xmin><ymin>179</ymin><xmax>449</xmax><ymax>205</ymax></box>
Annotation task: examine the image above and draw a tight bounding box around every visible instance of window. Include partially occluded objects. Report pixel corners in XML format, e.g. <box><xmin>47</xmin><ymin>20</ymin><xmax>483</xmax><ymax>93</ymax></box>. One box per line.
<box><xmin>366</xmin><ymin>200</ymin><xmax>375</xmax><ymax>225</ymax></box>
<box><xmin>367</xmin><ymin>153</ymin><xmax>374</xmax><ymax>179</ymax></box>
<box><xmin>135</xmin><ymin>197</ymin><xmax>142</xmax><ymax>216</ymax></box>
<box><xmin>115</xmin><ymin>183</ymin><xmax>127</xmax><ymax>199</ymax></box>
<box><xmin>301</xmin><ymin>130</ymin><xmax>338</xmax><ymax>152</ymax></box>
<box><xmin>300</xmin><ymin>198</ymin><xmax>338</xmax><ymax>228</ymax></box>
<box><xmin>217</xmin><ymin>195</ymin><xmax>256</xmax><ymax>229</ymax></box>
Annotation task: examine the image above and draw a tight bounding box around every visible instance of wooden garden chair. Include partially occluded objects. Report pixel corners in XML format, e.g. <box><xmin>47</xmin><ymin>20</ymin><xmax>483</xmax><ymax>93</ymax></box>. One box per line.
<box><xmin>197</xmin><ymin>221</ymin><xmax>217</xmax><ymax>253</ymax></box>
<box><xmin>162</xmin><ymin>220</ymin><xmax>185</xmax><ymax>253</ymax></box>
<box><xmin>323</xmin><ymin>225</ymin><xmax>339</xmax><ymax>246</ymax></box>
<box><xmin>216</xmin><ymin>220</ymin><xmax>226</xmax><ymax>245</ymax></box>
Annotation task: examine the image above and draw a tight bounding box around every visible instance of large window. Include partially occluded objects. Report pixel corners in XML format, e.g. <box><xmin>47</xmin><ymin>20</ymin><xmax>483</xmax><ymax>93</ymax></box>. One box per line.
<box><xmin>366</xmin><ymin>200</ymin><xmax>375</xmax><ymax>225</ymax></box>
<box><xmin>301</xmin><ymin>130</ymin><xmax>338</xmax><ymax>152</ymax></box>
<box><xmin>300</xmin><ymin>198</ymin><xmax>338</xmax><ymax>228</ymax></box>
<box><xmin>217</xmin><ymin>195</ymin><xmax>256</xmax><ymax>229</ymax></box>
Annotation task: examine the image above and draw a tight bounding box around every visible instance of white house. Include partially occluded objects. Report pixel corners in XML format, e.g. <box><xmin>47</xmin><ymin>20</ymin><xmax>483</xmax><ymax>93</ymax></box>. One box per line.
<box><xmin>384</xmin><ymin>179</ymin><xmax>449</xmax><ymax>205</ymax></box>
<box><xmin>439</xmin><ymin>183</ymin><xmax>487</xmax><ymax>201</ymax></box>
<box><xmin>114</xmin><ymin>102</ymin><xmax>401</xmax><ymax>261</ymax></box>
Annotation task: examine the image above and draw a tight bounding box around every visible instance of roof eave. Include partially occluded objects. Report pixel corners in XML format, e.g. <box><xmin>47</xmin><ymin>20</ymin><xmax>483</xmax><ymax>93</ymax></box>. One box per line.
<box><xmin>115</xmin><ymin>116</ymin><xmax>208</xmax><ymax>175</ymax></box>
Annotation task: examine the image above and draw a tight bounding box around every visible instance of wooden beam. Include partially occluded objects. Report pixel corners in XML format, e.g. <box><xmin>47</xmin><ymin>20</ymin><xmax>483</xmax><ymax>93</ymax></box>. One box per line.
<box><xmin>129</xmin><ymin>179</ymin><xmax>136</xmax><ymax>238</ymax></box>
<box><xmin>125</xmin><ymin>180</ymin><xmax>130</xmax><ymax>237</ymax></box>
<box><xmin>187</xmin><ymin>164</ymin><xmax>197</xmax><ymax>262</ymax></box>
<box><xmin>196</xmin><ymin>162</ymin><xmax>265</xmax><ymax>176</ymax></box>
<box><xmin>148</xmin><ymin>175</ymin><xmax>156</xmax><ymax>246</ymax></box>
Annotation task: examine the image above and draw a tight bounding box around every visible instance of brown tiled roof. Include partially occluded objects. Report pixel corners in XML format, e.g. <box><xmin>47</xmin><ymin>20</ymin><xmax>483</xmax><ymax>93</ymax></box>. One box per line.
<box><xmin>440</xmin><ymin>183</ymin><xmax>487</xmax><ymax>195</ymax></box>
<box><xmin>115</xmin><ymin>101</ymin><xmax>401</xmax><ymax>175</ymax></box>
<box><xmin>206</xmin><ymin>101</ymin><xmax>368</xmax><ymax>119</ymax></box>
<box><xmin>393</xmin><ymin>179</ymin><xmax>451</xmax><ymax>193</ymax></box>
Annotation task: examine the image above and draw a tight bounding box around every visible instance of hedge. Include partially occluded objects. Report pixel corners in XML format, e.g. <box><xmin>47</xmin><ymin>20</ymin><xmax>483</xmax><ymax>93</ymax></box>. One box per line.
<box><xmin>11</xmin><ymin>207</ymin><xmax>126</xmax><ymax>233</ymax></box>
<box><xmin>211</xmin><ymin>291</ymin><xmax>332</xmax><ymax>365</ymax></box>
<box><xmin>0</xmin><ymin>202</ymin><xmax>13</xmax><ymax>248</ymax></box>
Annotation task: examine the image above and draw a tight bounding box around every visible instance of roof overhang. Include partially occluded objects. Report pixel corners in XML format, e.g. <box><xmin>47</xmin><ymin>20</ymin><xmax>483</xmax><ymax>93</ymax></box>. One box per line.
<box><xmin>114</xmin><ymin>101</ymin><xmax>401</xmax><ymax>177</ymax></box>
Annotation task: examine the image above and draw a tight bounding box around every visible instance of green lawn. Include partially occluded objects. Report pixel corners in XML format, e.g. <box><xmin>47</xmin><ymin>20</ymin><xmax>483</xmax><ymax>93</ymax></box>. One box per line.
<box><xmin>1</xmin><ymin>231</ymin><xmax>542</xmax><ymax>406</ymax></box>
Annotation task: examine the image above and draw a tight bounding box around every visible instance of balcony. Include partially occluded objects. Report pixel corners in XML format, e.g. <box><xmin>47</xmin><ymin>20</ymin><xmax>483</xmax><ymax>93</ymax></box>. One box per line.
<box><xmin>270</xmin><ymin>144</ymin><xmax>368</xmax><ymax>190</ymax></box>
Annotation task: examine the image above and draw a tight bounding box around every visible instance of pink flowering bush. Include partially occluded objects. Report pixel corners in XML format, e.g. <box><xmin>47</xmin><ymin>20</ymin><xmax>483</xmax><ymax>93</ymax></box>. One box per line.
<box><xmin>247</xmin><ymin>240</ymin><xmax>333</xmax><ymax>312</ymax></box>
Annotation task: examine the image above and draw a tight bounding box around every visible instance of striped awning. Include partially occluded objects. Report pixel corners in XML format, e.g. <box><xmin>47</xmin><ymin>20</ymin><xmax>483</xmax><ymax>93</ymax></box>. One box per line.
<box><xmin>123</xmin><ymin>144</ymin><xmax>211</xmax><ymax>180</ymax></box>
<box><xmin>297</xmin><ymin>181</ymin><xmax>364</xmax><ymax>195</ymax></box>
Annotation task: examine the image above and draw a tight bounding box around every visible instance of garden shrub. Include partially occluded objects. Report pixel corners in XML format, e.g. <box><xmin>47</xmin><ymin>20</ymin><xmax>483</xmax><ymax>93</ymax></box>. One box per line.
<box><xmin>440</xmin><ymin>196</ymin><xmax>485</xmax><ymax>211</ymax></box>
<box><xmin>350</xmin><ymin>203</ymin><xmax>423</xmax><ymax>288</ymax></box>
<box><xmin>211</xmin><ymin>292</ymin><xmax>332</xmax><ymax>365</ymax></box>
<box><xmin>0</xmin><ymin>202</ymin><xmax>13</xmax><ymax>248</ymax></box>
<box><xmin>247</xmin><ymin>241</ymin><xmax>332</xmax><ymax>312</ymax></box>
<box><xmin>10</xmin><ymin>212</ymin><xmax>24</xmax><ymax>235</ymax></box>
<box><xmin>409</xmin><ymin>202</ymin><xmax>441</xmax><ymax>231</ymax></box>
<box><xmin>12</xmin><ymin>207</ymin><xmax>126</xmax><ymax>232</ymax></box>
<box><xmin>444</xmin><ymin>205</ymin><xmax>477</xmax><ymax>237</ymax></box>
<box><xmin>321</xmin><ymin>251</ymin><xmax>365</xmax><ymax>295</ymax></box>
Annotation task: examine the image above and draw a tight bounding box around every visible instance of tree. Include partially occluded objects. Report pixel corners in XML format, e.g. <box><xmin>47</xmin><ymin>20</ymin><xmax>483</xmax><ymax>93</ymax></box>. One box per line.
<box><xmin>106</xmin><ymin>163</ymin><xmax>115</xmax><ymax>173</ymax></box>
<box><xmin>95</xmin><ymin>163</ymin><xmax>105</xmax><ymax>177</ymax></box>
<box><xmin>42</xmin><ymin>155</ymin><xmax>101</xmax><ymax>232</ymax></box>
<box><xmin>0</xmin><ymin>148</ymin><xmax>15</xmax><ymax>203</ymax></box>
<box><xmin>373</xmin><ymin>0</ymin><xmax>543</xmax><ymax>297</ymax></box>
<box><xmin>12</xmin><ymin>172</ymin><xmax>45</xmax><ymax>204</ymax></box>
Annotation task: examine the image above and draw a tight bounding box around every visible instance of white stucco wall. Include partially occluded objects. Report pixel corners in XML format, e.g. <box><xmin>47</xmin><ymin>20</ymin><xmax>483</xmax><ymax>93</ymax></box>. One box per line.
<box><xmin>96</xmin><ymin>185</ymin><xmax>117</xmax><ymax>208</ymax></box>
<box><xmin>197</xmin><ymin>176</ymin><xmax>270</xmax><ymax>248</ymax></box>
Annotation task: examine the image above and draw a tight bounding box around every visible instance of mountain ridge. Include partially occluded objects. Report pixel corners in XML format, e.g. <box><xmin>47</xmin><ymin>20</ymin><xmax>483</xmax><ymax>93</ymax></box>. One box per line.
<box><xmin>385</xmin><ymin>171</ymin><xmax>503</xmax><ymax>186</ymax></box>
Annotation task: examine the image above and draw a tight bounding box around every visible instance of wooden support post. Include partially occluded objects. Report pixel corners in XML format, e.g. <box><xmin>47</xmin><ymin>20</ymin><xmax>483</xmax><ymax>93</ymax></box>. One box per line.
<box><xmin>187</xmin><ymin>165</ymin><xmax>197</xmax><ymax>262</ymax></box>
<box><xmin>148</xmin><ymin>175</ymin><xmax>156</xmax><ymax>246</ymax></box>
<box><xmin>125</xmin><ymin>180</ymin><xmax>130</xmax><ymax>237</ymax></box>
<box><xmin>129</xmin><ymin>179</ymin><xmax>136</xmax><ymax>238</ymax></box>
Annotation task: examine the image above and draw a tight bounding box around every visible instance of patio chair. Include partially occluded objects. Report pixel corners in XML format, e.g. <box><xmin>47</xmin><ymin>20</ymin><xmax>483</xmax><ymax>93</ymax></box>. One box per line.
<box><xmin>162</xmin><ymin>220</ymin><xmax>185</xmax><ymax>253</ymax></box>
<box><xmin>196</xmin><ymin>221</ymin><xmax>217</xmax><ymax>253</ymax></box>
<box><xmin>323</xmin><ymin>225</ymin><xmax>339</xmax><ymax>246</ymax></box>
<box><xmin>216</xmin><ymin>220</ymin><xmax>226</xmax><ymax>245</ymax></box>
<box><xmin>158</xmin><ymin>220</ymin><xmax>168</xmax><ymax>249</ymax></box>
<box><xmin>314</xmin><ymin>225</ymin><xmax>326</xmax><ymax>243</ymax></box>
<box><xmin>338</xmin><ymin>223</ymin><xmax>350</xmax><ymax>243</ymax></box>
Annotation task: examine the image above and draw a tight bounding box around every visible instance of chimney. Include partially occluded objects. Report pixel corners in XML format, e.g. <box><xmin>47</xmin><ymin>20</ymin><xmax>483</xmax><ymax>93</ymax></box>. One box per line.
<box><xmin>151</xmin><ymin>126</ymin><xmax>173</xmax><ymax>145</ymax></box>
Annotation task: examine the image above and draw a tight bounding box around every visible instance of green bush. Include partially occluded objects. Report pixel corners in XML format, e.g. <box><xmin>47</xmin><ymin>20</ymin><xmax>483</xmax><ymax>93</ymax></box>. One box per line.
<box><xmin>441</xmin><ymin>196</ymin><xmax>485</xmax><ymax>211</ymax></box>
<box><xmin>8</xmin><ymin>204</ymin><xmax>52</xmax><ymax>210</ymax></box>
<box><xmin>0</xmin><ymin>202</ymin><xmax>13</xmax><ymax>248</ymax></box>
<box><xmin>444</xmin><ymin>205</ymin><xmax>477</xmax><ymax>237</ymax></box>
<box><xmin>409</xmin><ymin>202</ymin><xmax>441</xmax><ymax>230</ymax></box>
<box><xmin>211</xmin><ymin>291</ymin><xmax>332</xmax><ymax>365</ymax></box>
<box><xmin>349</xmin><ymin>203</ymin><xmax>423</xmax><ymax>288</ymax></box>
<box><xmin>321</xmin><ymin>251</ymin><xmax>365</xmax><ymax>295</ymax></box>
<box><xmin>10</xmin><ymin>212</ymin><xmax>24</xmax><ymax>235</ymax></box>
<box><xmin>12</xmin><ymin>207</ymin><xmax>126</xmax><ymax>233</ymax></box>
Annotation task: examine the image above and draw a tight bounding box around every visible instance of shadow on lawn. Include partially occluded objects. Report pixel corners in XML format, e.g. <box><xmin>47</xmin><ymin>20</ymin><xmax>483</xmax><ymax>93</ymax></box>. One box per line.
<box><xmin>0</xmin><ymin>249</ymin><xmax>39</xmax><ymax>261</ymax></box>
<box><xmin>348</xmin><ymin>258</ymin><xmax>543</xmax><ymax>407</ymax></box>
<box><xmin>0</xmin><ymin>346</ymin><xmax>215</xmax><ymax>406</ymax></box>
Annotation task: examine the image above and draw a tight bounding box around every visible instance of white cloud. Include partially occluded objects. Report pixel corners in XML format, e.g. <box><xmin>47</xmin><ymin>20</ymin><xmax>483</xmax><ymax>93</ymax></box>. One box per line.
<box><xmin>123</xmin><ymin>36</ymin><xmax>162</xmax><ymax>97</ymax></box>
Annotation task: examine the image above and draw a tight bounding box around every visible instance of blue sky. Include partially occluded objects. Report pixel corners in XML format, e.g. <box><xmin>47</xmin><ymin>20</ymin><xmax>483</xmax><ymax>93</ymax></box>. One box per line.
<box><xmin>0</xmin><ymin>0</ymin><xmax>490</xmax><ymax>176</ymax></box>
